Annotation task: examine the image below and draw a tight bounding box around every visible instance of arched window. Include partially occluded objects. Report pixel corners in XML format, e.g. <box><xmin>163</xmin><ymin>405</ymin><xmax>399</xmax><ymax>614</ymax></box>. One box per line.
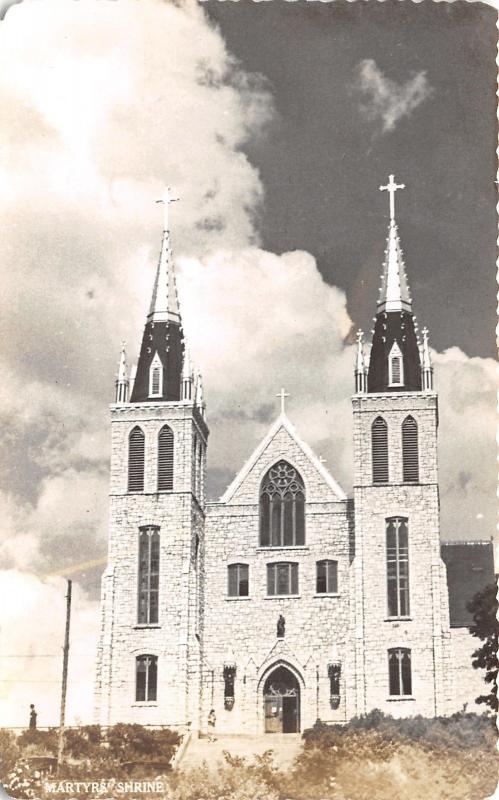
<box><xmin>228</xmin><ymin>564</ymin><xmax>249</xmax><ymax>597</ymax></box>
<box><xmin>371</xmin><ymin>417</ymin><xmax>389</xmax><ymax>484</ymax></box>
<box><xmin>267</xmin><ymin>562</ymin><xmax>299</xmax><ymax>596</ymax></box>
<box><xmin>388</xmin><ymin>648</ymin><xmax>412</xmax><ymax>696</ymax></box>
<box><xmin>135</xmin><ymin>654</ymin><xmax>158</xmax><ymax>702</ymax></box>
<box><xmin>386</xmin><ymin>517</ymin><xmax>409</xmax><ymax>617</ymax></box>
<box><xmin>402</xmin><ymin>416</ymin><xmax>419</xmax><ymax>483</ymax></box>
<box><xmin>138</xmin><ymin>526</ymin><xmax>160</xmax><ymax>624</ymax></box>
<box><xmin>128</xmin><ymin>426</ymin><xmax>145</xmax><ymax>492</ymax></box>
<box><xmin>388</xmin><ymin>341</ymin><xmax>404</xmax><ymax>387</ymax></box>
<box><xmin>260</xmin><ymin>461</ymin><xmax>305</xmax><ymax>547</ymax></box>
<box><xmin>157</xmin><ymin>425</ymin><xmax>174</xmax><ymax>491</ymax></box>
<box><xmin>316</xmin><ymin>560</ymin><xmax>338</xmax><ymax>594</ymax></box>
<box><xmin>149</xmin><ymin>353</ymin><xmax>163</xmax><ymax>398</ymax></box>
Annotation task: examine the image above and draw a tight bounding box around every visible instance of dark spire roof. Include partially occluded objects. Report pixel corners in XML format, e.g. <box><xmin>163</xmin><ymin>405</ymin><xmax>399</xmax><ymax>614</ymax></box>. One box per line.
<box><xmin>367</xmin><ymin>176</ymin><xmax>422</xmax><ymax>394</ymax></box>
<box><xmin>130</xmin><ymin>225</ymin><xmax>183</xmax><ymax>404</ymax></box>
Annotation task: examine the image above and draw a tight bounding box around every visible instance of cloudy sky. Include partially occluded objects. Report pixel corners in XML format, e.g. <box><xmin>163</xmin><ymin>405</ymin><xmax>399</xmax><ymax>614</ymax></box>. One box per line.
<box><xmin>0</xmin><ymin>0</ymin><xmax>496</xmax><ymax>726</ymax></box>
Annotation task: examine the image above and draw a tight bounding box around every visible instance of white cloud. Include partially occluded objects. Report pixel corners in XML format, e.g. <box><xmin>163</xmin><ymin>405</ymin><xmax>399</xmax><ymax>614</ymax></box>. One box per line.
<box><xmin>355</xmin><ymin>58</ymin><xmax>433</xmax><ymax>133</ymax></box>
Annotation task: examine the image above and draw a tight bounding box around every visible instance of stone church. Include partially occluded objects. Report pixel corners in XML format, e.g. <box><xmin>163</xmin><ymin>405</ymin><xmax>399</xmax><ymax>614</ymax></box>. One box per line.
<box><xmin>95</xmin><ymin>177</ymin><xmax>494</xmax><ymax>735</ymax></box>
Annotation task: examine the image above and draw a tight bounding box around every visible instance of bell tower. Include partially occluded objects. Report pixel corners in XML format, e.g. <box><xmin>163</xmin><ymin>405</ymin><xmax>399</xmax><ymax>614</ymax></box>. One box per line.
<box><xmin>95</xmin><ymin>190</ymin><xmax>208</xmax><ymax>730</ymax></box>
<box><xmin>352</xmin><ymin>175</ymin><xmax>451</xmax><ymax>717</ymax></box>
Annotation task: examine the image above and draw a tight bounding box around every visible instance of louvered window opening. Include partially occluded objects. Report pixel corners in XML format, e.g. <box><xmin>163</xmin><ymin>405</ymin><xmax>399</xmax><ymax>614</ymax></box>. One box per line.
<box><xmin>316</xmin><ymin>560</ymin><xmax>338</xmax><ymax>594</ymax></box>
<box><xmin>158</xmin><ymin>425</ymin><xmax>174</xmax><ymax>491</ymax></box>
<box><xmin>135</xmin><ymin>654</ymin><xmax>158</xmax><ymax>702</ymax></box>
<box><xmin>138</xmin><ymin>527</ymin><xmax>160</xmax><ymax>625</ymax></box>
<box><xmin>267</xmin><ymin>562</ymin><xmax>299</xmax><ymax>596</ymax></box>
<box><xmin>260</xmin><ymin>461</ymin><xmax>305</xmax><ymax>547</ymax></box>
<box><xmin>386</xmin><ymin>517</ymin><xmax>410</xmax><ymax>617</ymax></box>
<box><xmin>128</xmin><ymin>427</ymin><xmax>145</xmax><ymax>492</ymax></box>
<box><xmin>402</xmin><ymin>416</ymin><xmax>419</xmax><ymax>483</ymax></box>
<box><xmin>228</xmin><ymin>563</ymin><xmax>249</xmax><ymax>597</ymax></box>
<box><xmin>151</xmin><ymin>367</ymin><xmax>161</xmax><ymax>395</ymax></box>
<box><xmin>390</xmin><ymin>356</ymin><xmax>402</xmax><ymax>385</ymax></box>
<box><xmin>372</xmin><ymin>417</ymin><xmax>389</xmax><ymax>484</ymax></box>
<box><xmin>388</xmin><ymin>648</ymin><xmax>412</xmax><ymax>696</ymax></box>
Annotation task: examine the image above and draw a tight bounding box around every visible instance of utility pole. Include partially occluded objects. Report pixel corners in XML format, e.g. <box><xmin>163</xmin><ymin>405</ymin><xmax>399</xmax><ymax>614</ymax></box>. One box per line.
<box><xmin>57</xmin><ymin>579</ymin><xmax>72</xmax><ymax>773</ymax></box>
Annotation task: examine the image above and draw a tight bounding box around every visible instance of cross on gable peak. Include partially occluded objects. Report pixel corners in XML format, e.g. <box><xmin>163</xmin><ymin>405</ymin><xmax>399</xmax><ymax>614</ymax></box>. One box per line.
<box><xmin>276</xmin><ymin>387</ymin><xmax>290</xmax><ymax>415</ymax></box>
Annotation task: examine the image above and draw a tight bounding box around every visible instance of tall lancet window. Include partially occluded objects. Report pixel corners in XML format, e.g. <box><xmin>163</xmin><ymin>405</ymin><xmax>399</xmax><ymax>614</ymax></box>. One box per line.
<box><xmin>371</xmin><ymin>417</ymin><xmax>389</xmax><ymax>484</ymax></box>
<box><xmin>128</xmin><ymin>426</ymin><xmax>145</xmax><ymax>492</ymax></box>
<box><xmin>149</xmin><ymin>352</ymin><xmax>163</xmax><ymax>398</ymax></box>
<box><xmin>386</xmin><ymin>517</ymin><xmax>410</xmax><ymax>618</ymax></box>
<box><xmin>260</xmin><ymin>461</ymin><xmax>305</xmax><ymax>547</ymax></box>
<box><xmin>135</xmin><ymin>655</ymin><xmax>158</xmax><ymax>702</ymax></box>
<box><xmin>157</xmin><ymin>425</ymin><xmax>174</xmax><ymax>491</ymax></box>
<box><xmin>138</xmin><ymin>526</ymin><xmax>160</xmax><ymax>625</ymax></box>
<box><xmin>402</xmin><ymin>416</ymin><xmax>419</xmax><ymax>483</ymax></box>
<box><xmin>388</xmin><ymin>341</ymin><xmax>404</xmax><ymax>387</ymax></box>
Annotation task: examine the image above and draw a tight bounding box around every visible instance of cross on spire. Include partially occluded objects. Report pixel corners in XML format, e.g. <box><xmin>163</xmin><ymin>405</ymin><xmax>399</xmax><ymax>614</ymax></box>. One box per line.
<box><xmin>156</xmin><ymin>186</ymin><xmax>179</xmax><ymax>232</ymax></box>
<box><xmin>276</xmin><ymin>387</ymin><xmax>290</xmax><ymax>415</ymax></box>
<box><xmin>379</xmin><ymin>174</ymin><xmax>405</xmax><ymax>221</ymax></box>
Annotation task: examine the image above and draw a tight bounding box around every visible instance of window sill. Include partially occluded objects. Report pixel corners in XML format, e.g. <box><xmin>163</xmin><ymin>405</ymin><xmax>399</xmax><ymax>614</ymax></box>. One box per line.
<box><xmin>265</xmin><ymin>594</ymin><xmax>301</xmax><ymax>600</ymax></box>
<box><xmin>133</xmin><ymin>625</ymin><xmax>162</xmax><ymax>630</ymax></box>
<box><xmin>256</xmin><ymin>546</ymin><xmax>309</xmax><ymax>552</ymax></box>
<box><xmin>314</xmin><ymin>593</ymin><xmax>340</xmax><ymax>598</ymax></box>
<box><xmin>225</xmin><ymin>596</ymin><xmax>251</xmax><ymax>601</ymax></box>
<box><xmin>385</xmin><ymin>617</ymin><xmax>412</xmax><ymax>622</ymax></box>
<box><xmin>132</xmin><ymin>703</ymin><xmax>158</xmax><ymax>707</ymax></box>
<box><xmin>387</xmin><ymin>696</ymin><xmax>415</xmax><ymax>702</ymax></box>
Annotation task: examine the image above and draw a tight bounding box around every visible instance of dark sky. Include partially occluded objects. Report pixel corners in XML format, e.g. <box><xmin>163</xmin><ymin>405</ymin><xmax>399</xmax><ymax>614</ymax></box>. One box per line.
<box><xmin>206</xmin><ymin>0</ymin><xmax>497</xmax><ymax>358</ymax></box>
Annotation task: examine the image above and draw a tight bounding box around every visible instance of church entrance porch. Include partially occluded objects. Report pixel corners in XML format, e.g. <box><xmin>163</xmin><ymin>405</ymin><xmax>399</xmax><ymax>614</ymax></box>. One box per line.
<box><xmin>263</xmin><ymin>665</ymin><xmax>300</xmax><ymax>733</ymax></box>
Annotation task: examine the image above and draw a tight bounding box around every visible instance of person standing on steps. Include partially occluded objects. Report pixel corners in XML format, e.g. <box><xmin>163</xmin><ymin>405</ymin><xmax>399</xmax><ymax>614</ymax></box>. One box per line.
<box><xmin>207</xmin><ymin>708</ymin><xmax>216</xmax><ymax>742</ymax></box>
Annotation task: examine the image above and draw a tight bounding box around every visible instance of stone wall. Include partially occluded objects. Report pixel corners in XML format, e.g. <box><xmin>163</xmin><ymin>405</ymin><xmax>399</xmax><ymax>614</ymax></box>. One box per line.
<box><xmin>201</xmin><ymin>422</ymin><xmax>353</xmax><ymax>735</ymax></box>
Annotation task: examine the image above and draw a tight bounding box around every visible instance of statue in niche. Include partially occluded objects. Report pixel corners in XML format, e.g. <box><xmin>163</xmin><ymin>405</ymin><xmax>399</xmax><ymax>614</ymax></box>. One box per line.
<box><xmin>277</xmin><ymin>614</ymin><xmax>285</xmax><ymax>639</ymax></box>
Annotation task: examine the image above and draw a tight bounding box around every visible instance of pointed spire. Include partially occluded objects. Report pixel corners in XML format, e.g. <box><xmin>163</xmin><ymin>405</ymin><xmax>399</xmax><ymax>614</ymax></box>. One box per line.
<box><xmin>181</xmin><ymin>343</ymin><xmax>194</xmax><ymax>401</ymax></box>
<box><xmin>195</xmin><ymin>369</ymin><xmax>205</xmax><ymax>418</ymax></box>
<box><xmin>115</xmin><ymin>343</ymin><xmax>129</xmax><ymax>404</ymax></box>
<box><xmin>377</xmin><ymin>175</ymin><xmax>412</xmax><ymax>314</ymax></box>
<box><xmin>354</xmin><ymin>330</ymin><xmax>368</xmax><ymax>394</ymax></box>
<box><xmin>421</xmin><ymin>326</ymin><xmax>434</xmax><ymax>390</ymax></box>
<box><xmin>147</xmin><ymin>229</ymin><xmax>181</xmax><ymax>323</ymax></box>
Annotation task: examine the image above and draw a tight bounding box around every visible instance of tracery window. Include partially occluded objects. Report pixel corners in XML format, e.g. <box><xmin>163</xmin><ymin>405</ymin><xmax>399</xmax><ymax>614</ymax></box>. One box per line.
<box><xmin>260</xmin><ymin>461</ymin><xmax>305</xmax><ymax>547</ymax></box>
<box><xmin>128</xmin><ymin>426</ymin><xmax>145</xmax><ymax>492</ymax></box>
<box><xmin>138</xmin><ymin>526</ymin><xmax>160</xmax><ymax>625</ymax></box>
<box><xmin>135</xmin><ymin>654</ymin><xmax>158</xmax><ymax>702</ymax></box>
<box><xmin>228</xmin><ymin>564</ymin><xmax>249</xmax><ymax>597</ymax></box>
<box><xmin>267</xmin><ymin>562</ymin><xmax>299</xmax><ymax>596</ymax></box>
<box><xmin>388</xmin><ymin>648</ymin><xmax>412</xmax><ymax>696</ymax></box>
<box><xmin>316</xmin><ymin>560</ymin><xmax>338</xmax><ymax>594</ymax></box>
<box><xmin>371</xmin><ymin>417</ymin><xmax>389</xmax><ymax>484</ymax></box>
<box><xmin>157</xmin><ymin>425</ymin><xmax>174</xmax><ymax>491</ymax></box>
<box><xmin>386</xmin><ymin>517</ymin><xmax>410</xmax><ymax>617</ymax></box>
<box><xmin>402</xmin><ymin>416</ymin><xmax>419</xmax><ymax>483</ymax></box>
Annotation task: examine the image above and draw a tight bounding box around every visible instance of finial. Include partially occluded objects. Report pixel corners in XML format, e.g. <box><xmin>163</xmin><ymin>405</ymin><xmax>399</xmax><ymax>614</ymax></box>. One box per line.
<box><xmin>155</xmin><ymin>186</ymin><xmax>179</xmax><ymax>232</ymax></box>
<box><xmin>379</xmin><ymin>174</ymin><xmax>405</xmax><ymax>221</ymax></box>
<box><xmin>276</xmin><ymin>387</ymin><xmax>290</xmax><ymax>415</ymax></box>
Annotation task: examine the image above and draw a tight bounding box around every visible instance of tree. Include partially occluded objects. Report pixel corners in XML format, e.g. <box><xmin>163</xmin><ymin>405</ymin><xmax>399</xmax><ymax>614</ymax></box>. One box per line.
<box><xmin>467</xmin><ymin>582</ymin><xmax>499</xmax><ymax>712</ymax></box>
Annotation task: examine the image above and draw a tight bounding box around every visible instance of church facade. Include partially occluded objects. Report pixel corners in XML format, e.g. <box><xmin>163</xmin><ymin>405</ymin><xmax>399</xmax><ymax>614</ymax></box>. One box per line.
<box><xmin>94</xmin><ymin>177</ymin><xmax>493</xmax><ymax>735</ymax></box>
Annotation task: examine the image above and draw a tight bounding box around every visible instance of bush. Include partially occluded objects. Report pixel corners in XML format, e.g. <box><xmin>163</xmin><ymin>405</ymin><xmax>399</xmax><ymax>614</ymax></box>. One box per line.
<box><xmin>63</xmin><ymin>726</ymin><xmax>103</xmax><ymax>759</ymax></box>
<box><xmin>0</xmin><ymin>729</ymin><xmax>20</xmax><ymax>780</ymax></box>
<box><xmin>16</xmin><ymin>729</ymin><xmax>58</xmax><ymax>756</ymax></box>
<box><xmin>105</xmin><ymin>724</ymin><xmax>181</xmax><ymax>764</ymax></box>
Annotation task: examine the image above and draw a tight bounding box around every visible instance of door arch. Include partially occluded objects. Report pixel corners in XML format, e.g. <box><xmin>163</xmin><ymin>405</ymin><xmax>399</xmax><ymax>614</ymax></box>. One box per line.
<box><xmin>263</xmin><ymin>664</ymin><xmax>300</xmax><ymax>733</ymax></box>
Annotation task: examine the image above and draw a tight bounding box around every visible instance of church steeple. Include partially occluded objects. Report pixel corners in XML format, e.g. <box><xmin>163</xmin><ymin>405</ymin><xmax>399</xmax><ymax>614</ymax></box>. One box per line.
<box><xmin>130</xmin><ymin>188</ymin><xmax>184</xmax><ymax>403</ymax></box>
<box><xmin>367</xmin><ymin>175</ymin><xmax>422</xmax><ymax>394</ymax></box>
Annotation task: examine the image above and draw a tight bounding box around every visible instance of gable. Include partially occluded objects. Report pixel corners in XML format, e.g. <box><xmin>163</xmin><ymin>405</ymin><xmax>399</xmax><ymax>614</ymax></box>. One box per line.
<box><xmin>220</xmin><ymin>413</ymin><xmax>346</xmax><ymax>505</ymax></box>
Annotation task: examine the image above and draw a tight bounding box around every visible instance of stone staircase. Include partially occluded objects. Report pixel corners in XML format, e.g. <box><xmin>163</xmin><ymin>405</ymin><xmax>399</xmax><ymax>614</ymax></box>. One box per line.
<box><xmin>177</xmin><ymin>733</ymin><xmax>303</xmax><ymax>772</ymax></box>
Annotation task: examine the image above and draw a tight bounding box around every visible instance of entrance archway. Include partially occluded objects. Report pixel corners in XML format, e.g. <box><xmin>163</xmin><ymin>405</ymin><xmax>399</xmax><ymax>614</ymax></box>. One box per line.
<box><xmin>263</xmin><ymin>665</ymin><xmax>300</xmax><ymax>733</ymax></box>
